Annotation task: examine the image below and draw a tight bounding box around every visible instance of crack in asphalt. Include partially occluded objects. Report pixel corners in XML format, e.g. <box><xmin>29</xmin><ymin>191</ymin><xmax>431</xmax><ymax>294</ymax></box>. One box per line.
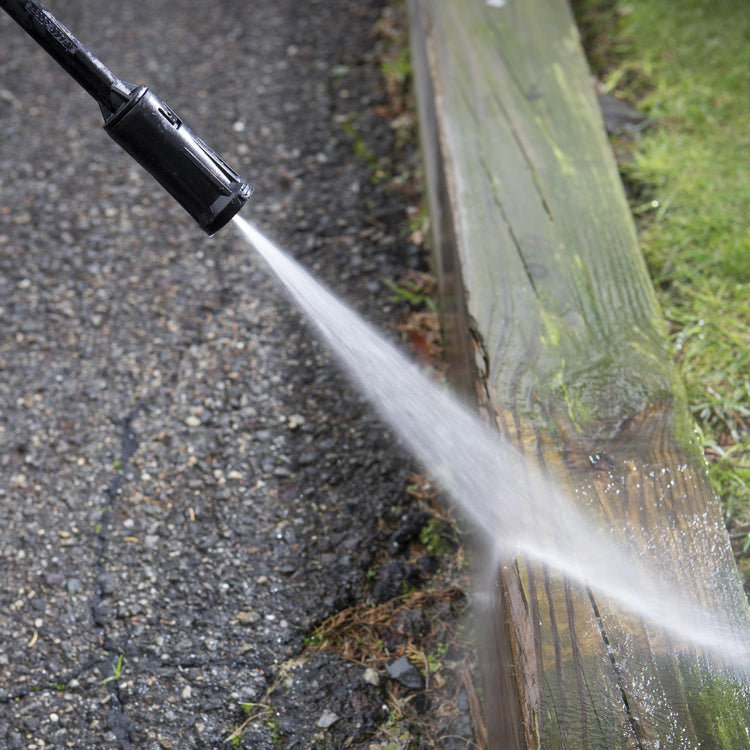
<box><xmin>92</xmin><ymin>408</ymin><xmax>142</xmax><ymax>636</ymax></box>
<box><xmin>92</xmin><ymin>407</ymin><xmax>144</xmax><ymax>749</ymax></box>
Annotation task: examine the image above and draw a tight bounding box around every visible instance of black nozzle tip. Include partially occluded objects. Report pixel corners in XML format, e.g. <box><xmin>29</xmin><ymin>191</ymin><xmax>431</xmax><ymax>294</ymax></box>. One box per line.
<box><xmin>202</xmin><ymin>180</ymin><xmax>254</xmax><ymax>236</ymax></box>
<box><xmin>103</xmin><ymin>86</ymin><xmax>252</xmax><ymax>235</ymax></box>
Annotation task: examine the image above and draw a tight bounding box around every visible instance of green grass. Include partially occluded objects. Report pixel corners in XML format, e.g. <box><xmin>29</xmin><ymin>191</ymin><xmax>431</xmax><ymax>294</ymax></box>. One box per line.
<box><xmin>581</xmin><ymin>0</ymin><xmax>750</xmax><ymax>567</ymax></box>
<box><xmin>100</xmin><ymin>654</ymin><xmax>125</xmax><ymax>685</ymax></box>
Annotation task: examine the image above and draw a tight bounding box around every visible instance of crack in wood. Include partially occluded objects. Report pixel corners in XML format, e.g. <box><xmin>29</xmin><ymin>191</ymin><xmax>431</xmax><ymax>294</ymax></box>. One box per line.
<box><xmin>586</xmin><ymin>588</ymin><xmax>645</xmax><ymax>750</ymax></box>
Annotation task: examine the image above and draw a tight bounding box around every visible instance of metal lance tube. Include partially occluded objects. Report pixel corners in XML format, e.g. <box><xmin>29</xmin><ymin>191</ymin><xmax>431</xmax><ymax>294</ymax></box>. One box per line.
<box><xmin>0</xmin><ymin>0</ymin><xmax>252</xmax><ymax>234</ymax></box>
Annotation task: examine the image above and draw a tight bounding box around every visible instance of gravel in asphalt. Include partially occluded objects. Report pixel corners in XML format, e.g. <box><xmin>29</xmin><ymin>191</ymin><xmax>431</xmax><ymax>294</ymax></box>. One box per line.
<box><xmin>1</xmin><ymin>1</ymin><xmax>477</xmax><ymax>748</ymax></box>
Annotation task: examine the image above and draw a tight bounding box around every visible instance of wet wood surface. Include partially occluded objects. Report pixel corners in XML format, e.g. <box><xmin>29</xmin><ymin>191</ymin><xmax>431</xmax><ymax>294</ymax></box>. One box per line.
<box><xmin>408</xmin><ymin>0</ymin><xmax>750</xmax><ymax>747</ymax></box>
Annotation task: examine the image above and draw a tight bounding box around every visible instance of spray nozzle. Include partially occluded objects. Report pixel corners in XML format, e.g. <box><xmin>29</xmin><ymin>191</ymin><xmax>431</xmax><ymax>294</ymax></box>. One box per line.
<box><xmin>0</xmin><ymin>0</ymin><xmax>252</xmax><ymax>235</ymax></box>
<box><xmin>103</xmin><ymin>85</ymin><xmax>253</xmax><ymax>235</ymax></box>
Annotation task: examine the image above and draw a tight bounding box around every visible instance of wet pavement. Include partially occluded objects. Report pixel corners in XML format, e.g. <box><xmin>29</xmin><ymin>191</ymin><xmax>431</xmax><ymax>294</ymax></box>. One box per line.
<box><xmin>0</xmin><ymin>1</ymin><xmax>476</xmax><ymax>748</ymax></box>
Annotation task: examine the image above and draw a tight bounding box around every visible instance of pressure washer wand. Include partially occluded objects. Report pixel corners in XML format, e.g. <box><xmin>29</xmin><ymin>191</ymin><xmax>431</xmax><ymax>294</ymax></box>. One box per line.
<box><xmin>0</xmin><ymin>0</ymin><xmax>252</xmax><ymax>234</ymax></box>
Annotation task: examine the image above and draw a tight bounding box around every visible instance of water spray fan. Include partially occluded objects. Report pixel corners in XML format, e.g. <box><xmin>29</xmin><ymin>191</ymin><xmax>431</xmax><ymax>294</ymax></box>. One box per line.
<box><xmin>0</xmin><ymin>0</ymin><xmax>252</xmax><ymax>234</ymax></box>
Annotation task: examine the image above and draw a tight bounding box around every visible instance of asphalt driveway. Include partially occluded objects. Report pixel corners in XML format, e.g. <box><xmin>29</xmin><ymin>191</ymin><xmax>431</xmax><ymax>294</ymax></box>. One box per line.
<box><xmin>0</xmin><ymin>1</ymin><xmax>482</xmax><ymax>748</ymax></box>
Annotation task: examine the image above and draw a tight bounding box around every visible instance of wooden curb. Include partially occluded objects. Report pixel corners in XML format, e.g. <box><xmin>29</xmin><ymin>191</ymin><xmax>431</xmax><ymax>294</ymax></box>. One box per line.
<box><xmin>408</xmin><ymin>1</ymin><xmax>750</xmax><ymax>747</ymax></box>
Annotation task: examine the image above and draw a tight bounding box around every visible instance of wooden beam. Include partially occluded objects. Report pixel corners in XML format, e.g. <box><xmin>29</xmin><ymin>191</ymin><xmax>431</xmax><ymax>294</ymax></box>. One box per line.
<box><xmin>408</xmin><ymin>1</ymin><xmax>750</xmax><ymax>747</ymax></box>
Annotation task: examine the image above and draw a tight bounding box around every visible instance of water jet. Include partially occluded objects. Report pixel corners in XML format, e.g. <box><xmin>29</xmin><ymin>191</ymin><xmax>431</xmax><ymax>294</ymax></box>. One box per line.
<box><xmin>234</xmin><ymin>214</ymin><xmax>750</xmax><ymax>669</ymax></box>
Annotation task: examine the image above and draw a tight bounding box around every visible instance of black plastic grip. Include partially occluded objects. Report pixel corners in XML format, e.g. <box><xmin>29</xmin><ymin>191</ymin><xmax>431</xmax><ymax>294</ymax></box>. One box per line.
<box><xmin>1</xmin><ymin>0</ymin><xmax>253</xmax><ymax>234</ymax></box>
